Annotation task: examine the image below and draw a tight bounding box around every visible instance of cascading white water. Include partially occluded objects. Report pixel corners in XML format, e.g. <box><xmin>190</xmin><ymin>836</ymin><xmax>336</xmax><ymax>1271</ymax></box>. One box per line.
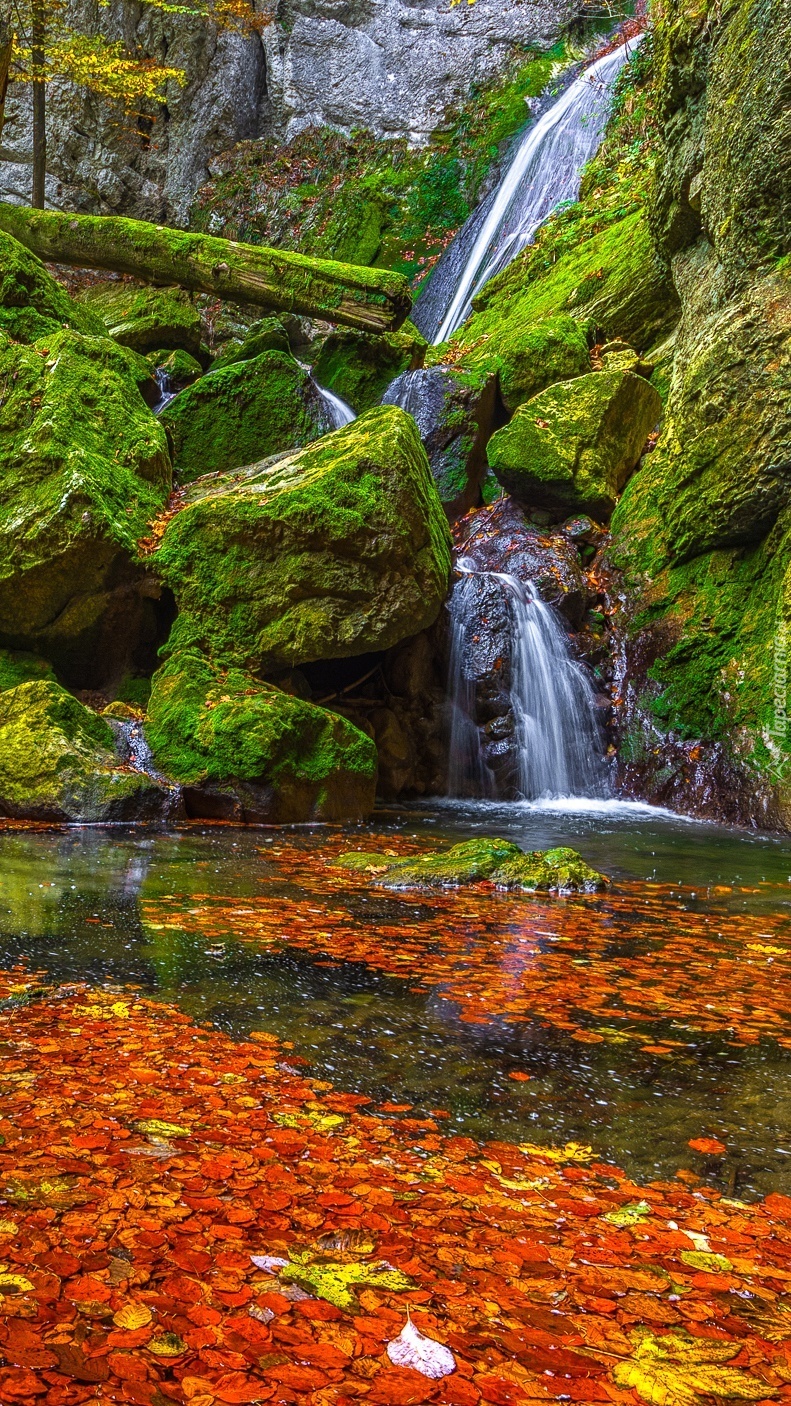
<box><xmin>316</xmin><ymin>384</ymin><xmax>357</xmax><ymax>429</ymax></box>
<box><xmin>448</xmin><ymin>564</ymin><xmax>608</xmax><ymax>801</ymax></box>
<box><xmin>153</xmin><ymin>368</ymin><xmax>178</xmax><ymax>414</ymax></box>
<box><xmin>427</xmin><ymin>37</ymin><xmax>641</xmax><ymax>345</ymax></box>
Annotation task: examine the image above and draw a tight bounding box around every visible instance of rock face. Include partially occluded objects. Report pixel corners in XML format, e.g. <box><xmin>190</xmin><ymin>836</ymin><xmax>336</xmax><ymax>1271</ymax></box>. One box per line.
<box><xmin>0</xmin><ymin>1</ymin><xmax>579</xmax><ymax>223</ymax></box>
<box><xmin>161</xmin><ymin>349</ymin><xmax>329</xmax><ymax>482</ymax></box>
<box><xmin>0</xmin><ymin>681</ymin><xmax>168</xmax><ymax>822</ymax></box>
<box><xmin>146</xmin><ymin>649</ymin><xmax>377</xmax><ymax>822</ymax></box>
<box><xmin>0</xmin><ymin>327</ymin><xmax>172</xmax><ymax>690</ymax></box>
<box><xmin>382</xmin><ymin>365</ymin><xmax>499</xmax><ymax>518</ymax></box>
<box><xmin>153</xmin><ymin>406</ymin><xmax>452</xmax><ymax>673</ymax></box>
<box><xmin>487</xmin><ymin>371</ymin><xmax>662</xmax><ymax>520</ymax></box>
<box><xmin>604</xmin><ymin>0</ymin><xmax>791</xmax><ymax>828</ymax></box>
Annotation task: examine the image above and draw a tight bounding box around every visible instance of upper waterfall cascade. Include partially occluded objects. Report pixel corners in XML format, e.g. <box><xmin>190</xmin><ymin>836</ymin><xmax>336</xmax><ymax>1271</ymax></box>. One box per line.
<box><xmin>418</xmin><ymin>37</ymin><xmax>642</xmax><ymax>346</ymax></box>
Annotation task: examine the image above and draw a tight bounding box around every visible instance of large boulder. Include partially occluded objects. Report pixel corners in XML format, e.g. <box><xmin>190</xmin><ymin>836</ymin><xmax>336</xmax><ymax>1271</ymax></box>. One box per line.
<box><xmin>153</xmin><ymin>406</ymin><xmax>452</xmax><ymax>673</ymax></box>
<box><xmin>335</xmin><ymin>838</ymin><xmax>607</xmax><ymax>892</ymax></box>
<box><xmin>146</xmin><ymin>649</ymin><xmax>377</xmax><ymax>822</ymax></box>
<box><xmin>0</xmin><ymin>329</ymin><xmax>172</xmax><ymax>689</ymax></box>
<box><xmin>314</xmin><ymin>323</ymin><xmax>427</xmax><ymax>414</ymax></box>
<box><xmin>487</xmin><ymin>370</ymin><xmax>662</xmax><ymax>520</ymax></box>
<box><xmin>0</xmin><ymin>231</ymin><xmax>103</xmax><ymax>344</ymax></box>
<box><xmin>79</xmin><ymin>281</ymin><xmax>203</xmax><ymax>357</ymax></box>
<box><xmin>382</xmin><ymin>365</ymin><xmax>498</xmax><ymax>518</ymax></box>
<box><xmin>160</xmin><ymin>349</ymin><xmax>329</xmax><ymax>482</ymax></box>
<box><xmin>0</xmin><ymin>681</ymin><xmax>169</xmax><ymax>821</ymax></box>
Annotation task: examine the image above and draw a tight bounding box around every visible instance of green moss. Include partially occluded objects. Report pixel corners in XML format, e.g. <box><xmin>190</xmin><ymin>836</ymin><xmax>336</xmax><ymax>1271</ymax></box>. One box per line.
<box><xmin>147</xmin><ymin>348</ymin><xmax>203</xmax><ymax>385</ymax></box>
<box><xmin>0</xmin><ymin>329</ymin><xmax>171</xmax><ymax>673</ymax></box>
<box><xmin>79</xmin><ymin>282</ymin><xmax>203</xmax><ymax>356</ymax></box>
<box><xmin>0</xmin><ymin>649</ymin><xmax>56</xmax><ymax>693</ymax></box>
<box><xmin>210</xmin><ymin>318</ymin><xmax>291</xmax><ymax>370</ymax></box>
<box><xmin>0</xmin><ymin>680</ymin><xmax>162</xmax><ymax>821</ymax></box>
<box><xmin>154</xmin><ymin>406</ymin><xmax>451</xmax><ymax>673</ymax></box>
<box><xmin>312</xmin><ymin>322</ymin><xmax>427</xmax><ymax>413</ymax></box>
<box><xmin>0</xmin><ymin>231</ymin><xmax>103</xmax><ymax>344</ymax></box>
<box><xmin>335</xmin><ymin>838</ymin><xmax>607</xmax><ymax>891</ymax></box>
<box><xmin>161</xmin><ymin>349</ymin><xmax>327</xmax><ymax>482</ymax></box>
<box><xmin>488</xmin><ymin>370</ymin><xmax>662</xmax><ymax>519</ymax></box>
<box><xmin>146</xmin><ymin>648</ymin><xmax>377</xmax><ymax>822</ymax></box>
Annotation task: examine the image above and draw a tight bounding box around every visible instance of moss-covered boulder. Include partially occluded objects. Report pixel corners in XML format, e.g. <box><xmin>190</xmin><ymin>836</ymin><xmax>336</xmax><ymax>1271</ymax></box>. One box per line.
<box><xmin>0</xmin><ymin>329</ymin><xmax>172</xmax><ymax>688</ymax></box>
<box><xmin>313</xmin><ymin>322</ymin><xmax>427</xmax><ymax>414</ymax></box>
<box><xmin>488</xmin><ymin>371</ymin><xmax>662</xmax><ymax>520</ymax></box>
<box><xmin>336</xmin><ymin>838</ymin><xmax>607</xmax><ymax>892</ymax></box>
<box><xmin>153</xmin><ymin>406</ymin><xmax>452</xmax><ymax>673</ymax></box>
<box><xmin>0</xmin><ymin>232</ymin><xmax>104</xmax><ymax>345</ymax></box>
<box><xmin>146</xmin><ymin>649</ymin><xmax>377</xmax><ymax>822</ymax></box>
<box><xmin>160</xmin><ymin>349</ymin><xmax>329</xmax><ymax>482</ymax></box>
<box><xmin>210</xmin><ymin>317</ymin><xmax>291</xmax><ymax>370</ymax></box>
<box><xmin>79</xmin><ymin>281</ymin><xmax>203</xmax><ymax>357</ymax></box>
<box><xmin>0</xmin><ymin>649</ymin><xmax>56</xmax><ymax>693</ymax></box>
<box><xmin>147</xmin><ymin>348</ymin><xmax>203</xmax><ymax>389</ymax></box>
<box><xmin>0</xmin><ymin>681</ymin><xmax>169</xmax><ymax>821</ymax></box>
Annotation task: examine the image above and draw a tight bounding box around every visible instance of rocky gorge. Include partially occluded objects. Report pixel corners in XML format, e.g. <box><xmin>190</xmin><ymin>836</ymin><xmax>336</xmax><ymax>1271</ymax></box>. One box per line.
<box><xmin>0</xmin><ymin>0</ymin><xmax>788</xmax><ymax>833</ymax></box>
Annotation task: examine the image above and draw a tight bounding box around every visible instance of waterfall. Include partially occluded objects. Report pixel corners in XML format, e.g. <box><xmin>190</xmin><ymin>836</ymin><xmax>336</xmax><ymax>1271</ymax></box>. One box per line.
<box><xmin>316</xmin><ymin>383</ymin><xmax>357</xmax><ymax>429</ymax></box>
<box><xmin>447</xmin><ymin>564</ymin><xmax>608</xmax><ymax>801</ymax></box>
<box><xmin>153</xmin><ymin>368</ymin><xmax>178</xmax><ymax>415</ymax></box>
<box><xmin>417</xmin><ymin>36</ymin><xmax>642</xmax><ymax>345</ymax></box>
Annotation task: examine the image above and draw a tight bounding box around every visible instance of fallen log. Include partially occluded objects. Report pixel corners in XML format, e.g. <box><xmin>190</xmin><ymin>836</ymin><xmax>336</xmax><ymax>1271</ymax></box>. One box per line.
<box><xmin>0</xmin><ymin>203</ymin><xmax>412</xmax><ymax>333</ymax></box>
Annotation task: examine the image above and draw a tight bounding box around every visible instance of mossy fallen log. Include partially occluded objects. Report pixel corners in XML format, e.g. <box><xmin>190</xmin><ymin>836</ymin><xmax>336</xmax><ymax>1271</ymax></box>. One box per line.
<box><xmin>0</xmin><ymin>203</ymin><xmax>412</xmax><ymax>333</ymax></box>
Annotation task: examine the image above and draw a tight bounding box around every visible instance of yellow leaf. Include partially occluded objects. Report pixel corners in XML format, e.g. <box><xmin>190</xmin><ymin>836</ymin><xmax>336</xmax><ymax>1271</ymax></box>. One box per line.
<box><xmin>0</xmin><ymin>1271</ymin><xmax>34</xmax><ymax>1294</ymax></box>
<box><xmin>148</xmin><ymin>1331</ymin><xmax>187</xmax><ymax>1357</ymax></box>
<box><xmin>0</xmin><ymin>1220</ymin><xmax>18</xmax><ymax>1235</ymax></box>
<box><xmin>113</xmin><ymin>1302</ymin><xmax>153</xmax><ymax>1330</ymax></box>
<box><xmin>131</xmin><ymin>1118</ymin><xmax>190</xmax><ymax>1139</ymax></box>
<box><xmin>679</xmin><ymin>1250</ymin><xmax>733</xmax><ymax>1273</ymax></box>
<box><xmin>519</xmin><ymin>1140</ymin><xmax>594</xmax><ymax>1162</ymax></box>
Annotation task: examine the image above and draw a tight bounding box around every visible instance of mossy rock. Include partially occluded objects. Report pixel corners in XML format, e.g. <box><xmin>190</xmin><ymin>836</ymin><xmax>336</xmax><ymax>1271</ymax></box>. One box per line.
<box><xmin>0</xmin><ymin>680</ymin><xmax>168</xmax><ymax>822</ymax></box>
<box><xmin>79</xmin><ymin>281</ymin><xmax>203</xmax><ymax>357</ymax></box>
<box><xmin>313</xmin><ymin>322</ymin><xmax>427</xmax><ymax>414</ymax></box>
<box><xmin>160</xmin><ymin>349</ymin><xmax>328</xmax><ymax>483</ymax></box>
<box><xmin>488</xmin><ymin>370</ymin><xmax>662</xmax><ymax>520</ymax></box>
<box><xmin>147</xmin><ymin>348</ymin><xmax>203</xmax><ymax>388</ymax></box>
<box><xmin>0</xmin><ymin>232</ymin><xmax>103</xmax><ymax>345</ymax></box>
<box><xmin>146</xmin><ymin>648</ymin><xmax>377</xmax><ymax>823</ymax></box>
<box><xmin>153</xmin><ymin>405</ymin><xmax>452</xmax><ymax>674</ymax></box>
<box><xmin>382</xmin><ymin>364</ymin><xmax>497</xmax><ymax>518</ymax></box>
<box><xmin>335</xmin><ymin>838</ymin><xmax>607</xmax><ymax>892</ymax></box>
<box><xmin>0</xmin><ymin>329</ymin><xmax>172</xmax><ymax>688</ymax></box>
<box><xmin>0</xmin><ymin>650</ymin><xmax>56</xmax><ymax>694</ymax></box>
<box><xmin>210</xmin><ymin>317</ymin><xmax>291</xmax><ymax>370</ymax></box>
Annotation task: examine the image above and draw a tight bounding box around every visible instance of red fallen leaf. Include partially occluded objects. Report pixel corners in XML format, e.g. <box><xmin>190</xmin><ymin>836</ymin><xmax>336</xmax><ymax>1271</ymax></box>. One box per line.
<box><xmin>475</xmin><ymin>1375</ymin><xmax>529</xmax><ymax>1405</ymax></box>
<box><xmin>369</xmin><ymin>1367</ymin><xmax>442</xmax><ymax>1405</ymax></box>
<box><xmin>295</xmin><ymin>1343</ymin><xmax>352</xmax><ymax>1369</ymax></box>
<box><xmin>213</xmin><ymin>1370</ymin><xmax>276</xmax><ymax>1402</ymax></box>
<box><xmin>688</xmin><ymin>1137</ymin><xmax>727</xmax><ymax>1155</ymax></box>
<box><xmin>108</xmin><ymin>1353</ymin><xmax>150</xmax><ymax>1383</ymax></box>
<box><xmin>50</xmin><ymin>1343</ymin><xmax>110</xmax><ymax>1382</ymax></box>
<box><xmin>507</xmin><ymin>1072</ymin><xmax>532</xmax><ymax>1082</ymax></box>
<box><xmin>262</xmin><ymin>1363</ymin><xmax>329</xmax><ymax>1391</ymax></box>
<box><xmin>0</xmin><ymin>1369</ymin><xmax>47</xmax><ymax>1398</ymax></box>
<box><xmin>764</xmin><ymin>1192</ymin><xmax>791</xmax><ymax>1221</ymax></box>
<box><xmin>40</xmin><ymin>1250</ymin><xmax>81</xmax><ymax>1277</ymax></box>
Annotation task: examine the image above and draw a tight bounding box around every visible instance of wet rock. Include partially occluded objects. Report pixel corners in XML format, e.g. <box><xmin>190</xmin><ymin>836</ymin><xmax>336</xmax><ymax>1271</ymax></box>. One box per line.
<box><xmin>454</xmin><ymin>497</ymin><xmax>590</xmax><ymax>625</ymax></box>
<box><xmin>335</xmin><ymin>837</ymin><xmax>607</xmax><ymax>892</ymax></box>
<box><xmin>146</xmin><ymin>648</ymin><xmax>377</xmax><ymax>823</ymax></box>
<box><xmin>314</xmin><ymin>322</ymin><xmax>426</xmax><ymax>414</ymax></box>
<box><xmin>0</xmin><ymin>329</ymin><xmax>172</xmax><ymax>691</ymax></box>
<box><xmin>78</xmin><ymin>282</ymin><xmax>203</xmax><ymax>357</ymax></box>
<box><xmin>160</xmin><ymin>349</ymin><xmax>328</xmax><ymax>482</ymax></box>
<box><xmin>0</xmin><ymin>681</ymin><xmax>170</xmax><ymax>822</ymax></box>
<box><xmin>147</xmin><ymin>348</ymin><xmax>203</xmax><ymax>390</ymax></box>
<box><xmin>487</xmin><ymin>370</ymin><xmax>662</xmax><ymax>520</ymax></box>
<box><xmin>382</xmin><ymin>365</ymin><xmax>498</xmax><ymax>518</ymax></box>
<box><xmin>153</xmin><ymin>405</ymin><xmax>452</xmax><ymax>674</ymax></box>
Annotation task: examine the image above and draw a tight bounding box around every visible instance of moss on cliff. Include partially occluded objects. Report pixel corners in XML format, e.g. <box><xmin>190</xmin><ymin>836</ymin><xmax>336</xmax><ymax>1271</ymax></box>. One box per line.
<box><xmin>153</xmin><ymin>406</ymin><xmax>452</xmax><ymax>673</ymax></box>
<box><xmin>161</xmin><ymin>349</ymin><xmax>328</xmax><ymax>482</ymax></box>
<box><xmin>146</xmin><ymin>648</ymin><xmax>377</xmax><ymax>822</ymax></box>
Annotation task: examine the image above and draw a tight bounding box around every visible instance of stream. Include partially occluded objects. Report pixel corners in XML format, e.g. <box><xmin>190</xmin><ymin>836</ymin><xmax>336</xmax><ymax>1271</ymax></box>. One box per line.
<box><xmin>2</xmin><ymin>805</ymin><xmax>790</xmax><ymax>1201</ymax></box>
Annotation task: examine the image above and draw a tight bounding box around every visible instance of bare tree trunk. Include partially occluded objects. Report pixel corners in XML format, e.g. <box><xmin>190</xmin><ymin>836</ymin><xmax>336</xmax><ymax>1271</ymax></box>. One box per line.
<box><xmin>31</xmin><ymin>0</ymin><xmax>46</xmax><ymax>208</ymax></box>
<box><xmin>0</xmin><ymin>203</ymin><xmax>413</xmax><ymax>332</ymax></box>
<box><xmin>0</xmin><ymin>15</ymin><xmax>14</xmax><ymax>150</ymax></box>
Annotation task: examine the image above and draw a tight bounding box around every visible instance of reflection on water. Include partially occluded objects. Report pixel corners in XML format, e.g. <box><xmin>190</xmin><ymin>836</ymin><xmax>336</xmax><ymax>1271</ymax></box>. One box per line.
<box><xmin>1</xmin><ymin>803</ymin><xmax>791</xmax><ymax>1198</ymax></box>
